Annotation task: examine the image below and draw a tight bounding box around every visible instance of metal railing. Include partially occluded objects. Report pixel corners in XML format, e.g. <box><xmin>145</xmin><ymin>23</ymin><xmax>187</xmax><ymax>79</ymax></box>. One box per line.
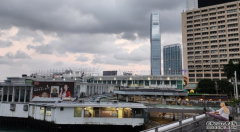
<box><xmin>141</xmin><ymin>105</ymin><xmax>240</xmax><ymax>132</ymax></box>
<box><xmin>140</xmin><ymin>114</ymin><xmax>212</xmax><ymax>132</ymax></box>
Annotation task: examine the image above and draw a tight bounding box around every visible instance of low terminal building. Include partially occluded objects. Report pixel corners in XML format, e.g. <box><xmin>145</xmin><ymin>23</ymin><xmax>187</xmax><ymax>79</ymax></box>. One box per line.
<box><xmin>83</xmin><ymin>75</ymin><xmax>184</xmax><ymax>89</ymax></box>
<box><xmin>0</xmin><ymin>75</ymin><xmax>115</xmax><ymax>103</ymax></box>
<box><xmin>114</xmin><ymin>88</ymin><xmax>188</xmax><ymax>105</ymax></box>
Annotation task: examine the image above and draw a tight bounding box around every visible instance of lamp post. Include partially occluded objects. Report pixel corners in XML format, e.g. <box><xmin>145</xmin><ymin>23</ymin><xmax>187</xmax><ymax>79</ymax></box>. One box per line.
<box><xmin>235</xmin><ymin>71</ymin><xmax>238</xmax><ymax>99</ymax></box>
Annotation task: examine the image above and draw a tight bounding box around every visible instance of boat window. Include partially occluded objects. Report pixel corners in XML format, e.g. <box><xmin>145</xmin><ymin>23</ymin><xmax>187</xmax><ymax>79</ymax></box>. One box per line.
<box><xmin>74</xmin><ymin>107</ymin><xmax>82</xmax><ymax>117</ymax></box>
<box><xmin>40</xmin><ymin>107</ymin><xmax>44</xmax><ymax>115</ymax></box>
<box><xmin>46</xmin><ymin>107</ymin><xmax>51</xmax><ymax>116</ymax></box>
<box><xmin>32</xmin><ymin>106</ymin><xmax>35</xmax><ymax>116</ymax></box>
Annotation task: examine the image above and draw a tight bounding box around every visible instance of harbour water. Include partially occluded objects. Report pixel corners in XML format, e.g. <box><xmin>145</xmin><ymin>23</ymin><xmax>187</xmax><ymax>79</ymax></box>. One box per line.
<box><xmin>0</xmin><ymin>127</ymin><xmax>43</xmax><ymax>132</ymax></box>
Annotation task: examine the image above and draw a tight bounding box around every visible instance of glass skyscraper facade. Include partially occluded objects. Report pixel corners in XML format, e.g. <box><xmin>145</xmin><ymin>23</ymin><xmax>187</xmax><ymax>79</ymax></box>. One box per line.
<box><xmin>163</xmin><ymin>44</ymin><xmax>182</xmax><ymax>75</ymax></box>
<box><xmin>150</xmin><ymin>12</ymin><xmax>161</xmax><ymax>75</ymax></box>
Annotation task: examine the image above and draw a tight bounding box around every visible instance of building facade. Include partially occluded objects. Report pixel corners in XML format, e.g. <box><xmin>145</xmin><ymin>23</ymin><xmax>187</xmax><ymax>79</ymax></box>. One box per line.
<box><xmin>163</xmin><ymin>44</ymin><xmax>182</xmax><ymax>75</ymax></box>
<box><xmin>186</xmin><ymin>0</ymin><xmax>198</xmax><ymax>11</ymax></box>
<box><xmin>85</xmin><ymin>75</ymin><xmax>184</xmax><ymax>89</ymax></box>
<box><xmin>182</xmin><ymin>1</ymin><xmax>240</xmax><ymax>88</ymax></box>
<box><xmin>150</xmin><ymin>12</ymin><xmax>161</xmax><ymax>75</ymax></box>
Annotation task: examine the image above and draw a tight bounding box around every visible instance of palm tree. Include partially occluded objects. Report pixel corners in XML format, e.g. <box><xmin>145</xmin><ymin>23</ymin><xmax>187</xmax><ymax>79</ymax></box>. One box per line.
<box><xmin>223</xmin><ymin>60</ymin><xmax>236</xmax><ymax>80</ymax></box>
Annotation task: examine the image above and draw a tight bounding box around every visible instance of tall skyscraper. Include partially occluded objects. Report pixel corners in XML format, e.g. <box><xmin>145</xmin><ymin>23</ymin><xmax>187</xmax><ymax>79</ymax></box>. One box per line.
<box><xmin>182</xmin><ymin>1</ymin><xmax>240</xmax><ymax>88</ymax></box>
<box><xmin>186</xmin><ymin>0</ymin><xmax>198</xmax><ymax>11</ymax></box>
<box><xmin>163</xmin><ymin>44</ymin><xmax>182</xmax><ymax>75</ymax></box>
<box><xmin>150</xmin><ymin>12</ymin><xmax>161</xmax><ymax>75</ymax></box>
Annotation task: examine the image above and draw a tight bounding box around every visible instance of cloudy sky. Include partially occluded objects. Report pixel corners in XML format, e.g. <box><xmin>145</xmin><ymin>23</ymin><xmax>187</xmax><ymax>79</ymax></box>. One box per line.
<box><xmin>0</xmin><ymin>0</ymin><xmax>185</xmax><ymax>80</ymax></box>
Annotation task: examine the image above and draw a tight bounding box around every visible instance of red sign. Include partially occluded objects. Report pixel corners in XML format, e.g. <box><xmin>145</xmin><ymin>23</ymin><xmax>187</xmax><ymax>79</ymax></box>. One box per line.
<box><xmin>34</xmin><ymin>82</ymin><xmax>39</xmax><ymax>85</ymax></box>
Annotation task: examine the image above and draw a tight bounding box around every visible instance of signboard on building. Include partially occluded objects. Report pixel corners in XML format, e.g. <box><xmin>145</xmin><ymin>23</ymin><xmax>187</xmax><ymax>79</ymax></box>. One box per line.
<box><xmin>103</xmin><ymin>71</ymin><xmax>117</xmax><ymax>76</ymax></box>
<box><xmin>33</xmin><ymin>81</ymin><xmax>74</xmax><ymax>99</ymax></box>
<box><xmin>183</xmin><ymin>76</ymin><xmax>188</xmax><ymax>88</ymax></box>
<box><xmin>25</xmin><ymin>79</ymin><xmax>33</xmax><ymax>84</ymax></box>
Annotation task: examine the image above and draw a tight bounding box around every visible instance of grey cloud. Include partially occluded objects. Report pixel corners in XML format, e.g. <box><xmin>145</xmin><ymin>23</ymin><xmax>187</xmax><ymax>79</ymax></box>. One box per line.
<box><xmin>27</xmin><ymin>44</ymin><xmax>53</xmax><ymax>54</ymax></box>
<box><xmin>0</xmin><ymin>58</ymin><xmax>14</xmax><ymax>65</ymax></box>
<box><xmin>54</xmin><ymin>61</ymin><xmax>63</xmax><ymax>66</ymax></box>
<box><xmin>0</xmin><ymin>0</ymin><xmax>184</xmax><ymax>40</ymax></box>
<box><xmin>5</xmin><ymin>52</ymin><xmax>14</xmax><ymax>59</ymax></box>
<box><xmin>51</xmin><ymin>34</ymin><xmax>122</xmax><ymax>54</ymax></box>
<box><xmin>5</xmin><ymin>50</ymin><xmax>31</xmax><ymax>59</ymax></box>
<box><xmin>114</xmin><ymin>44</ymin><xmax>150</xmax><ymax>61</ymax></box>
<box><xmin>91</xmin><ymin>55</ymin><xmax>128</xmax><ymax>66</ymax></box>
<box><xmin>76</xmin><ymin>55</ymin><xmax>89</xmax><ymax>62</ymax></box>
<box><xmin>91</xmin><ymin>54</ymin><xmax>150</xmax><ymax>66</ymax></box>
<box><xmin>11</xmin><ymin>28</ymin><xmax>44</xmax><ymax>43</ymax></box>
<box><xmin>120</xmin><ymin>32</ymin><xmax>137</xmax><ymax>41</ymax></box>
<box><xmin>0</xmin><ymin>40</ymin><xmax>13</xmax><ymax>48</ymax></box>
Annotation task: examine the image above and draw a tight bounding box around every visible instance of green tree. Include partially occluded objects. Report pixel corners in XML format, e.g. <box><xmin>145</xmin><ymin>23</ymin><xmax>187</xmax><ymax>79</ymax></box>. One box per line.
<box><xmin>223</xmin><ymin>60</ymin><xmax>236</xmax><ymax>80</ymax></box>
<box><xmin>236</xmin><ymin>60</ymin><xmax>240</xmax><ymax>80</ymax></box>
<box><xmin>195</xmin><ymin>79</ymin><xmax>216</xmax><ymax>94</ymax></box>
<box><xmin>216</xmin><ymin>80</ymin><xmax>234</xmax><ymax>95</ymax></box>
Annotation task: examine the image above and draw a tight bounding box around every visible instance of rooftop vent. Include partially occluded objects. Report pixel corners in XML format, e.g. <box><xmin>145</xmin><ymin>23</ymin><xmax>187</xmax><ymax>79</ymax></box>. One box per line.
<box><xmin>78</xmin><ymin>100</ymin><xmax>84</xmax><ymax>103</ymax></box>
<box><xmin>22</xmin><ymin>74</ymin><xmax>27</xmax><ymax>78</ymax></box>
<box><xmin>112</xmin><ymin>100</ymin><xmax>119</xmax><ymax>104</ymax></box>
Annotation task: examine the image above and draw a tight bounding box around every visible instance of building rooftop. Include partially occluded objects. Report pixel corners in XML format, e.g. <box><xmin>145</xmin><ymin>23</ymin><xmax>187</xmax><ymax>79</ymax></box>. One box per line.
<box><xmin>30</xmin><ymin>101</ymin><xmax>147</xmax><ymax>108</ymax></box>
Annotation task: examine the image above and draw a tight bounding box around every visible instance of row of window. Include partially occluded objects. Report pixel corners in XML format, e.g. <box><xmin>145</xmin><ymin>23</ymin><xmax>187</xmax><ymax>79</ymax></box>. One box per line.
<box><xmin>187</xmin><ymin>12</ymin><xmax>238</xmax><ymax>19</ymax></box>
<box><xmin>187</xmin><ymin>28</ymin><xmax>238</xmax><ymax>33</ymax></box>
<box><xmin>187</xmin><ymin>23</ymin><xmax>238</xmax><ymax>28</ymax></box>
<box><xmin>187</xmin><ymin>33</ymin><xmax>238</xmax><ymax>38</ymax></box>
<box><xmin>187</xmin><ymin>48</ymin><xmax>239</xmax><ymax>54</ymax></box>
<box><xmin>187</xmin><ymin>38</ymin><xmax>239</xmax><ymax>42</ymax></box>
<box><xmin>187</xmin><ymin>44</ymin><xmax>228</xmax><ymax>50</ymax></box>
<box><xmin>188</xmin><ymin>55</ymin><xmax>228</xmax><ymax>59</ymax></box>
<box><xmin>187</xmin><ymin>42</ymin><xmax>240</xmax><ymax>47</ymax></box>
<box><xmin>189</xmin><ymin>73</ymin><xmax>226</xmax><ymax>78</ymax></box>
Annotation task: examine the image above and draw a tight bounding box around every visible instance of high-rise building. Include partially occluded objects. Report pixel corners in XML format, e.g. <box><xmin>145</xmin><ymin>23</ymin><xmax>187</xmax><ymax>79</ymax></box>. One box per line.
<box><xmin>187</xmin><ymin>0</ymin><xmax>198</xmax><ymax>11</ymax></box>
<box><xmin>163</xmin><ymin>44</ymin><xmax>182</xmax><ymax>75</ymax></box>
<box><xmin>150</xmin><ymin>12</ymin><xmax>161</xmax><ymax>75</ymax></box>
<box><xmin>182</xmin><ymin>1</ymin><xmax>240</xmax><ymax>88</ymax></box>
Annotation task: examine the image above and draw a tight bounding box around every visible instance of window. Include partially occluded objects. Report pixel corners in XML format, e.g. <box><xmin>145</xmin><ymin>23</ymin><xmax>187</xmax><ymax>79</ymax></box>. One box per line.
<box><xmin>213</xmin><ymin>74</ymin><xmax>219</xmax><ymax>77</ymax></box>
<box><xmin>209</xmin><ymin>8</ymin><xmax>215</xmax><ymax>11</ymax></box>
<box><xmin>194</xmin><ymin>20</ymin><xmax>200</xmax><ymax>23</ymax></box>
<box><xmin>202</xmin><ymin>9</ymin><xmax>208</xmax><ymax>13</ymax></box>
<box><xmin>74</xmin><ymin>107</ymin><xmax>82</xmax><ymax>117</ymax></box>
<box><xmin>196</xmin><ymin>74</ymin><xmax>203</xmax><ymax>77</ymax></box>
<box><xmin>189</xmin><ymin>74</ymin><xmax>195</xmax><ymax>77</ymax></box>
<box><xmin>218</xmin><ymin>16</ymin><xmax>225</xmax><ymax>19</ymax></box>
<box><xmin>46</xmin><ymin>107</ymin><xmax>51</xmax><ymax>116</ymax></box>
<box><xmin>227</xmin><ymin>9</ymin><xmax>237</xmax><ymax>13</ymax></box>
<box><xmin>40</xmin><ymin>107</ymin><xmax>44</xmax><ymax>115</ymax></box>
<box><xmin>189</xmin><ymin>79</ymin><xmax>195</xmax><ymax>82</ymax></box>
<box><xmin>218</xmin><ymin>6</ymin><xmax>224</xmax><ymax>10</ymax></box>
<box><xmin>32</xmin><ymin>106</ymin><xmax>35</xmax><ymax>116</ymax></box>
<box><xmin>204</xmin><ymin>74</ymin><xmax>211</xmax><ymax>77</ymax></box>
<box><xmin>60</xmin><ymin>107</ymin><xmax>64</xmax><ymax>111</ymax></box>
<box><xmin>218</xmin><ymin>11</ymin><xmax>225</xmax><ymax>14</ymax></box>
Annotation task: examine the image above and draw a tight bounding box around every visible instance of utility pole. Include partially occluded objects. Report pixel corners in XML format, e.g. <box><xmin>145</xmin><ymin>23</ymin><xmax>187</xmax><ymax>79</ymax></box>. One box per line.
<box><xmin>235</xmin><ymin>71</ymin><xmax>238</xmax><ymax>100</ymax></box>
